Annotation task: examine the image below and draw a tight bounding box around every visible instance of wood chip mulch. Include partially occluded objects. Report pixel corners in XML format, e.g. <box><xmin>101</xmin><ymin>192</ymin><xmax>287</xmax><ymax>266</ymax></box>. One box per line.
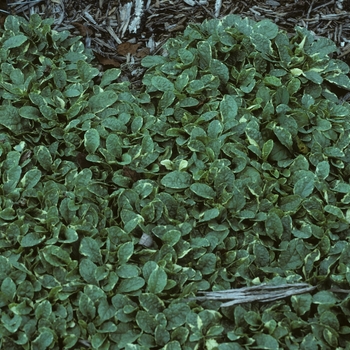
<box><xmin>2</xmin><ymin>0</ymin><xmax>350</xmax><ymax>86</ymax></box>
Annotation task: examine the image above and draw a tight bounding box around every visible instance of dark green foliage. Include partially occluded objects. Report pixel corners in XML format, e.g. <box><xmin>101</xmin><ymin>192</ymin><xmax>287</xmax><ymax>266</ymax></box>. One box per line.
<box><xmin>1</xmin><ymin>12</ymin><xmax>350</xmax><ymax>349</ymax></box>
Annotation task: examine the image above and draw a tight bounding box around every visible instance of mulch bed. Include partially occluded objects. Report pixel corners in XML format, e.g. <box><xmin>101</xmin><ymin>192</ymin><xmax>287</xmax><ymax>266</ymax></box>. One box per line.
<box><xmin>2</xmin><ymin>0</ymin><xmax>350</xmax><ymax>85</ymax></box>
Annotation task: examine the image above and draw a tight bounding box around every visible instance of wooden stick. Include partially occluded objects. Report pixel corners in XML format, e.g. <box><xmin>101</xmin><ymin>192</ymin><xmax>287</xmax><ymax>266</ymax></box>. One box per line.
<box><xmin>193</xmin><ymin>283</ymin><xmax>317</xmax><ymax>307</ymax></box>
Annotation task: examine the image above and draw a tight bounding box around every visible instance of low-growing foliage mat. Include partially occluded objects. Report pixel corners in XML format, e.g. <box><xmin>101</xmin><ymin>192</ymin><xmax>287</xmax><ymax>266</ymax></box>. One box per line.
<box><xmin>1</xmin><ymin>12</ymin><xmax>350</xmax><ymax>350</ymax></box>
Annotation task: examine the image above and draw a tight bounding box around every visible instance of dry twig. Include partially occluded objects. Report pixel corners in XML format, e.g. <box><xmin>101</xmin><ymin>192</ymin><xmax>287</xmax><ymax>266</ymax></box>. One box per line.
<box><xmin>193</xmin><ymin>283</ymin><xmax>317</xmax><ymax>307</ymax></box>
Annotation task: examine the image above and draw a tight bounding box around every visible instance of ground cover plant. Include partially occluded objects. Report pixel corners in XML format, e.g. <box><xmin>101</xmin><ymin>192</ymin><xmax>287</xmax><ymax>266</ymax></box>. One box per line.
<box><xmin>1</xmin><ymin>12</ymin><xmax>350</xmax><ymax>350</ymax></box>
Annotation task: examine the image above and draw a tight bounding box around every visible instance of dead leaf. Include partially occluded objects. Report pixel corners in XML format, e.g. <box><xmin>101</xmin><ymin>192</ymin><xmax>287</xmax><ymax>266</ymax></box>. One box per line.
<box><xmin>76</xmin><ymin>152</ymin><xmax>93</xmax><ymax>169</ymax></box>
<box><xmin>93</xmin><ymin>52</ymin><xmax>121</xmax><ymax>68</ymax></box>
<box><xmin>122</xmin><ymin>166</ymin><xmax>141</xmax><ymax>181</ymax></box>
<box><xmin>0</xmin><ymin>13</ymin><xmax>7</xmax><ymax>28</ymax></box>
<box><xmin>72</xmin><ymin>22</ymin><xmax>93</xmax><ymax>37</ymax></box>
<box><xmin>117</xmin><ymin>42</ymin><xmax>140</xmax><ymax>56</ymax></box>
<box><xmin>0</xmin><ymin>0</ymin><xmax>7</xmax><ymax>12</ymax></box>
<box><xmin>136</xmin><ymin>47</ymin><xmax>150</xmax><ymax>58</ymax></box>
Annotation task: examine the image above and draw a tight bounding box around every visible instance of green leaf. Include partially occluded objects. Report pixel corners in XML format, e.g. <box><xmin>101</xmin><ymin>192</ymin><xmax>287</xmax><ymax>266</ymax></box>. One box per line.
<box><xmin>190</xmin><ymin>183</ymin><xmax>216</xmax><ymax>199</ymax></box>
<box><xmin>117</xmin><ymin>264</ymin><xmax>139</xmax><ymax>278</ymax></box>
<box><xmin>178</xmin><ymin>48</ymin><xmax>195</xmax><ymax>66</ymax></box>
<box><xmin>325</xmin><ymin>73</ymin><xmax>350</xmax><ymax>89</ymax></box>
<box><xmin>323</xmin><ymin>147</ymin><xmax>344</xmax><ymax>158</ymax></box>
<box><xmin>301</xmin><ymin>94</ymin><xmax>315</xmax><ymax>109</ymax></box>
<box><xmin>264</xmin><ymin>75</ymin><xmax>281</xmax><ymax>87</ymax></box>
<box><xmin>35</xmin><ymin>145</ymin><xmax>53</xmax><ymax>171</ymax></box>
<box><xmin>77</xmin><ymin>60</ymin><xmax>99</xmax><ymax>82</ymax></box>
<box><xmin>159</xmin><ymin>90</ymin><xmax>176</xmax><ymax>110</ymax></box>
<box><xmin>199</xmin><ymin>208</ymin><xmax>220</xmax><ymax>222</ymax></box>
<box><xmin>152</xmin><ymin>76</ymin><xmax>174</xmax><ymax>91</ymax></box>
<box><xmin>40</xmin><ymin>105</ymin><xmax>57</xmax><ymax>120</ymax></box>
<box><xmin>265</xmin><ymin>211</ymin><xmax>283</xmax><ymax>240</ymax></box>
<box><xmin>1</xmin><ymin>277</ymin><xmax>16</xmax><ymax>302</ymax></box>
<box><xmin>0</xmin><ymin>105</ymin><xmax>28</xmax><ymax>134</ymax></box>
<box><xmin>291</xmin><ymin>293</ymin><xmax>312</xmax><ymax>316</ymax></box>
<box><xmin>254</xmin><ymin>19</ymin><xmax>278</xmax><ymax>39</ymax></box>
<box><xmin>262</xmin><ymin>139</ymin><xmax>274</xmax><ymax>161</ymax></box>
<box><xmin>175</xmin><ymin>72</ymin><xmax>190</xmax><ymax>92</ymax></box>
<box><xmin>29</xmin><ymin>92</ymin><xmax>46</xmax><ymax>107</ymax></box>
<box><xmin>3</xmin><ymin>34</ymin><xmax>27</xmax><ymax>49</ymax></box>
<box><xmin>118</xmin><ymin>242</ymin><xmax>134</xmax><ymax>264</ymax></box>
<box><xmin>35</xmin><ymin>300</ymin><xmax>52</xmax><ymax>320</ymax></box>
<box><xmin>19</xmin><ymin>106</ymin><xmax>40</xmax><ymax>120</ymax></box>
<box><xmin>164</xmin><ymin>303</ymin><xmax>191</xmax><ymax>329</ymax></box>
<box><xmin>210</xmin><ymin>59</ymin><xmax>229</xmax><ymax>83</ymax></box>
<box><xmin>293</xmin><ymin>174</ymin><xmax>315</xmax><ymax>198</ymax></box>
<box><xmin>155</xmin><ymin>324</ymin><xmax>170</xmax><ymax>346</ymax></box>
<box><xmin>32</xmin><ymin>328</ymin><xmax>54</xmax><ymax>350</ymax></box>
<box><xmin>141</xmin><ymin>55</ymin><xmax>167</xmax><ymax>68</ymax></box>
<box><xmin>4</xmin><ymin>15</ymin><xmax>20</xmax><ymax>32</ymax></box>
<box><xmin>100</xmin><ymin>68</ymin><xmax>121</xmax><ymax>88</ymax></box>
<box><xmin>253</xmin><ymin>334</ymin><xmax>279</xmax><ymax>350</ymax></box>
<box><xmin>208</xmin><ymin>120</ymin><xmax>223</xmax><ymax>139</ymax></box>
<box><xmin>109</xmin><ymin>322</ymin><xmax>140</xmax><ymax>347</ymax></box>
<box><xmin>220</xmin><ymin>95</ymin><xmax>238</xmax><ymax>123</ymax></box>
<box><xmin>106</xmin><ymin>133</ymin><xmax>122</xmax><ymax>157</ymax></box>
<box><xmin>3</xmin><ymin>165</ymin><xmax>21</xmax><ymax>194</ymax></box>
<box><xmin>243</xmin><ymin>311</ymin><xmax>259</xmax><ymax>327</ymax></box>
<box><xmin>316</xmin><ymin>161</ymin><xmax>330</xmax><ymax>180</ymax></box>
<box><xmin>300</xmin><ymin>334</ymin><xmax>319</xmax><ymax>350</ymax></box>
<box><xmin>88</xmin><ymin>90</ymin><xmax>118</xmax><ymax>113</ymax></box>
<box><xmin>161</xmin><ymin>171</ymin><xmax>192</xmax><ymax>189</ymax></box>
<box><xmin>303</xmin><ymin>70</ymin><xmax>323</xmax><ymax>84</ymax></box>
<box><xmin>197</xmin><ymin>41</ymin><xmax>212</xmax><ymax>69</ymax></box>
<box><xmin>0</xmin><ymin>207</ymin><xmax>16</xmax><ymax>221</ymax></box>
<box><xmin>162</xmin><ymin>230</ymin><xmax>182</xmax><ymax>246</ymax></box>
<box><xmin>64</xmin><ymin>83</ymin><xmax>84</xmax><ymax>98</ymax></box>
<box><xmin>139</xmin><ymin>293</ymin><xmax>164</xmax><ymax>315</ymax></box>
<box><xmin>121</xmin><ymin>209</ymin><xmax>144</xmax><ymax>233</ymax></box>
<box><xmin>10</xmin><ymin>68</ymin><xmax>24</xmax><ymax>86</ymax></box>
<box><xmin>313</xmin><ymin>291</ymin><xmax>338</xmax><ymax>305</ymax></box>
<box><xmin>91</xmin><ymin>334</ymin><xmax>108</xmax><ymax>349</ymax></box>
<box><xmin>42</xmin><ymin>246</ymin><xmax>72</xmax><ymax>267</ymax></box>
<box><xmin>2</xmin><ymin>313</ymin><xmax>22</xmax><ymax>333</ymax></box>
<box><xmin>253</xmin><ymin>243</ymin><xmax>270</xmax><ymax>267</ymax></box>
<box><xmin>320</xmin><ymin>310</ymin><xmax>340</xmax><ymax>330</ymax></box>
<box><xmin>117</xmin><ymin>277</ymin><xmax>145</xmax><ymax>293</ymax></box>
<box><xmin>20</xmin><ymin>232</ymin><xmax>46</xmax><ymax>247</ymax></box>
<box><xmin>273</xmin><ymin>126</ymin><xmax>293</xmax><ymax>150</ymax></box>
<box><xmin>163</xmin><ymin>341</ymin><xmax>182</xmax><ymax>350</ymax></box>
<box><xmin>84</xmin><ymin>128</ymin><xmax>100</xmax><ymax>154</ymax></box>
<box><xmin>251</xmin><ymin>32</ymin><xmax>273</xmax><ymax>54</ymax></box>
<box><xmin>303</xmin><ymin>249</ymin><xmax>321</xmax><ymax>277</ymax></box>
<box><xmin>19</xmin><ymin>168</ymin><xmax>41</xmax><ymax>189</ymax></box>
<box><xmin>136</xmin><ymin>310</ymin><xmax>157</xmax><ymax>333</ymax></box>
<box><xmin>307</xmin><ymin>36</ymin><xmax>337</xmax><ymax>57</ymax></box>
<box><xmin>278</xmin><ymin>238</ymin><xmax>306</xmax><ymax>270</ymax></box>
<box><xmin>79</xmin><ymin>293</ymin><xmax>96</xmax><ymax>319</ymax></box>
<box><xmin>147</xmin><ymin>265</ymin><xmax>167</xmax><ymax>294</ymax></box>
<box><xmin>196</xmin><ymin>253</ymin><xmax>216</xmax><ymax>275</ymax></box>
<box><xmin>279</xmin><ymin>195</ymin><xmax>302</xmax><ymax>213</ymax></box>
<box><xmin>287</xmin><ymin>77</ymin><xmax>301</xmax><ymax>95</ymax></box>
<box><xmin>80</xmin><ymin>237</ymin><xmax>103</xmax><ymax>264</ymax></box>
<box><xmin>98</xmin><ymin>299</ymin><xmax>117</xmax><ymax>321</ymax></box>
<box><xmin>52</xmin><ymin>68</ymin><xmax>67</xmax><ymax>89</ymax></box>
<box><xmin>324</xmin><ymin>205</ymin><xmax>345</xmax><ymax>220</ymax></box>
<box><xmin>79</xmin><ymin>258</ymin><xmax>98</xmax><ymax>285</ymax></box>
